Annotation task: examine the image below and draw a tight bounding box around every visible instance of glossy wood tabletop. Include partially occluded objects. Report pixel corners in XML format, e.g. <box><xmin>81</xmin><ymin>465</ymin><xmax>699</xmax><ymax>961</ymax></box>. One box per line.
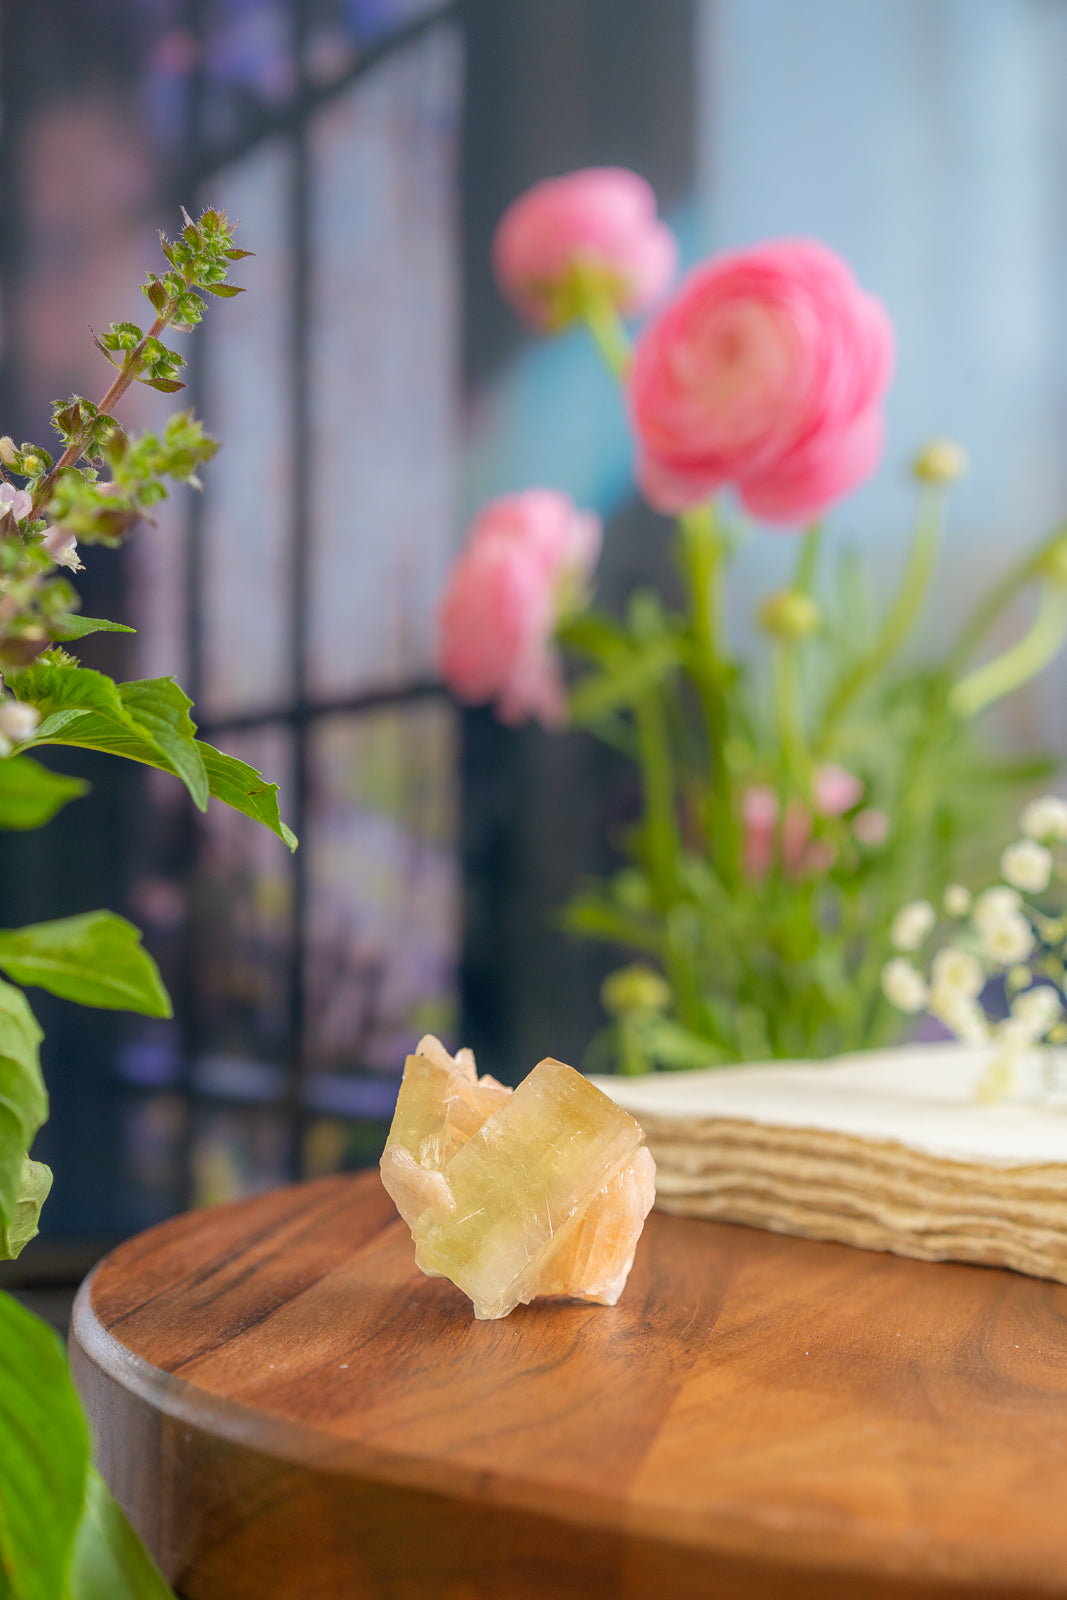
<box><xmin>71</xmin><ymin>1170</ymin><xmax>1067</xmax><ymax>1599</ymax></box>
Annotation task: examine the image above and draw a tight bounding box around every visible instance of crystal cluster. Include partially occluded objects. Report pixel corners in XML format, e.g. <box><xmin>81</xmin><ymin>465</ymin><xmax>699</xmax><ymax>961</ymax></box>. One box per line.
<box><xmin>380</xmin><ymin>1035</ymin><xmax>655</xmax><ymax>1320</ymax></box>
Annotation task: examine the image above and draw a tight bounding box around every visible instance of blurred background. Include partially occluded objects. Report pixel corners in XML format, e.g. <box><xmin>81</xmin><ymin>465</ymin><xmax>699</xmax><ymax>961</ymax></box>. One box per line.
<box><xmin>1</xmin><ymin>0</ymin><xmax>1066</xmax><ymax>1302</ymax></box>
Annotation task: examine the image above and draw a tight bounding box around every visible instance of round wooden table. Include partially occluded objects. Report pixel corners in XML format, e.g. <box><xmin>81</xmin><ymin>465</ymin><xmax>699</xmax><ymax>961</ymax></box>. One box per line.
<box><xmin>71</xmin><ymin>1170</ymin><xmax>1067</xmax><ymax>1599</ymax></box>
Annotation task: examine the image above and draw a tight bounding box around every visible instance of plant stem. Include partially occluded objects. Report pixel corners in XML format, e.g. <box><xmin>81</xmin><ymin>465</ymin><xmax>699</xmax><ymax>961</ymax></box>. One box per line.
<box><xmin>580</xmin><ymin>295</ymin><xmax>631</xmax><ymax>380</ymax></box>
<box><xmin>817</xmin><ymin>486</ymin><xmax>944</xmax><ymax>754</ymax></box>
<box><xmin>944</xmin><ymin>521</ymin><xmax>1067</xmax><ymax>677</ymax></box>
<box><xmin>631</xmin><ymin>687</ymin><xmax>704</xmax><ymax>1032</ymax></box>
<box><xmin>772</xmin><ymin>640</ymin><xmax>809</xmax><ymax>787</ymax></box>
<box><xmin>633</xmin><ymin>687</ymin><xmax>678</xmax><ymax>907</ymax></box>
<box><xmin>30</xmin><ymin>302</ymin><xmax>185</xmax><ymax>519</ymax></box>
<box><xmin>679</xmin><ymin>503</ymin><xmax>739</xmax><ymax>885</ymax></box>
<box><xmin>950</xmin><ymin>583</ymin><xmax>1067</xmax><ymax>719</ymax></box>
<box><xmin>794</xmin><ymin>523</ymin><xmax>822</xmax><ymax>593</ymax></box>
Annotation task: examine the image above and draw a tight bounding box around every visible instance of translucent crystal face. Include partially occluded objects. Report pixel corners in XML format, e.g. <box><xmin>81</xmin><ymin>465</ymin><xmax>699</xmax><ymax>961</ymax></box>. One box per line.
<box><xmin>380</xmin><ymin>1037</ymin><xmax>655</xmax><ymax>1320</ymax></box>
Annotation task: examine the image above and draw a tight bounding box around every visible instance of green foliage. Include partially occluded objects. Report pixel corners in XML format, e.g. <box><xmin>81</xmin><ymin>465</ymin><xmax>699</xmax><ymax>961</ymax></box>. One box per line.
<box><xmin>2</xmin><ymin>1158</ymin><xmax>52</xmax><ymax>1260</ymax></box>
<box><xmin>0</xmin><ymin>1293</ymin><xmax>174</xmax><ymax>1598</ymax></box>
<box><xmin>199</xmin><ymin>743</ymin><xmax>298</xmax><ymax>851</ymax></box>
<box><xmin>11</xmin><ymin>655</ymin><xmax>297</xmax><ymax>846</ymax></box>
<box><xmin>0</xmin><ymin>979</ymin><xmax>47</xmax><ymax>1261</ymax></box>
<box><xmin>47</xmin><ymin>616</ymin><xmax>136</xmax><ymax>643</ymax></box>
<box><xmin>70</xmin><ymin>1472</ymin><xmax>175</xmax><ymax>1600</ymax></box>
<box><xmin>561</xmin><ymin>497</ymin><xmax>1067</xmax><ymax>1070</ymax></box>
<box><xmin>0</xmin><ymin>913</ymin><xmax>171</xmax><ymax>1018</ymax></box>
<box><xmin>17</xmin><ymin>656</ymin><xmax>208</xmax><ymax>809</ymax></box>
<box><xmin>0</xmin><ymin>758</ymin><xmax>88</xmax><ymax>830</ymax></box>
<box><xmin>0</xmin><ymin>207</ymin><xmax>277</xmax><ymax>1597</ymax></box>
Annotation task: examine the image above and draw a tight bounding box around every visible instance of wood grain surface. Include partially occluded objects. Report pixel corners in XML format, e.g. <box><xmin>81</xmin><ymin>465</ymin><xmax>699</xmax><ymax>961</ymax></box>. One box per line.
<box><xmin>70</xmin><ymin>1170</ymin><xmax>1067</xmax><ymax>1599</ymax></box>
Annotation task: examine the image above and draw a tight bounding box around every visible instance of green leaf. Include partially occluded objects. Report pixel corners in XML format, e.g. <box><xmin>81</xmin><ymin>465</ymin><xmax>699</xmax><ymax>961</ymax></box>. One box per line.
<box><xmin>17</xmin><ymin>659</ymin><xmax>209</xmax><ymax>812</ymax></box>
<box><xmin>0</xmin><ymin>1295</ymin><xmax>175</xmax><ymax>1600</ymax></box>
<box><xmin>0</xmin><ymin>913</ymin><xmax>172</xmax><ymax>1018</ymax></box>
<box><xmin>48</xmin><ymin>616</ymin><xmax>136</xmax><ymax>643</ymax></box>
<box><xmin>199</xmin><ymin>282</ymin><xmax>245</xmax><ymax>298</ymax></box>
<box><xmin>0</xmin><ymin>979</ymin><xmax>47</xmax><ymax>1258</ymax></box>
<box><xmin>0</xmin><ymin>1291</ymin><xmax>88</xmax><ymax>1600</ymax></box>
<box><xmin>198</xmin><ymin>743</ymin><xmax>298</xmax><ymax>851</ymax></box>
<box><xmin>70</xmin><ymin>1471</ymin><xmax>174</xmax><ymax>1600</ymax></box>
<box><xmin>0</xmin><ymin>757</ymin><xmax>88</xmax><ymax>830</ymax></box>
<box><xmin>0</xmin><ymin>1157</ymin><xmax>52</xmax><ymax>1259</ymax></box>
<box><xmin>15</xmin><ymin>659</ymin><xmax>295</xmax><ymax>844</ymax></box>
<box><xmin>119</xmin><ymin>680</ymin><xmax>208</xmax><ymax>811</ymax></box>
<box><xmin>569</xmin><ymin>638</ymin><xmax>679</xmax><ymax>724</ymax></box>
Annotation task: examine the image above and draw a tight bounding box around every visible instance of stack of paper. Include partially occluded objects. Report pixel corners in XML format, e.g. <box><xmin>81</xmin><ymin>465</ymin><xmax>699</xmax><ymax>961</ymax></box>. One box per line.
<box><xmin>592</xmin><ymin>1043</ymin><xmax>1067</xmax><ymax>1283</ymax></box>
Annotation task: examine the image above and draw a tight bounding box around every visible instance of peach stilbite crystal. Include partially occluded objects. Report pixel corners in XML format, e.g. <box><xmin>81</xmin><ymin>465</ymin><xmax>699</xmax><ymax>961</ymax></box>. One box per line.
<box><xmin>380</xmin><ymin>1037</ymin><xmax>655</xmax><ymax>1320</ymax></box>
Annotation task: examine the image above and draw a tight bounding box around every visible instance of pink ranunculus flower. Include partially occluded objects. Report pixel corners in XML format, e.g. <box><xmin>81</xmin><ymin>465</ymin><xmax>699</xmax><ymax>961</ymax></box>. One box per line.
<box><xmin>437</xmin><ymin>490</ymin><xmax>601</xmax><ymax>729</ymax></box>
<box><xmin>812</xmin><ymin>763</ymin><xmax>864</xmax><ymax>817</ymax></box>
<box><xmin>630</xmin><ymin>238</ymin><xmax>894</xmax><ymax>525</ymax></box>
<box><xmin>492</xmin><ymin>168</ymin><xmax>678</xmax><ymax>331</ymax></box>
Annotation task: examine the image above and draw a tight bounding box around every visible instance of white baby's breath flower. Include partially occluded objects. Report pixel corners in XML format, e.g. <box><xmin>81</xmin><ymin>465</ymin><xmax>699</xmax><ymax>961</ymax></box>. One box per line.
<box><xmin>0</xmin><ymin>700</ymin><xmax>39</xmax><ymax>742</ymax></box>
<box><xmin>979</xmin><ymin>913</ymin><xmax>1035</xmax><ymax>967</ymax></box>
<box><xmin>930</xmin><ymin>946</ymin><xmax>984</xmax><ymax>999</ymax></box>
<box><xmin>1001</xmin><ymin>839</ymin><xmax>1053</xmax><ymax>895</ymax></box>
<box><xmin>1019</xmin><ymin>794</ymin><xmax>1067</xmax><ymax>842</ymax></box>
<box><xmin>943</xmin><ymin>884</ymin><xmax>972</xmax><ymax>918</ymax></box>
<box><xmin>890</xmin><ymin>900</ymin><xmax>936</xmax><ymax>953</ymax></box>
<box><xmin>973</xmin><ymin>886</ymin><xmax>1022</xmax><ymax>934</ymax></box>
<box><xmin>881</xmin><ymin>958</ymin><xmax>928</xmax><ymax>1014</ymax></box>
<box><xmin>1011</xmin><ymin>983</ymin><xmax>1061</xmax><ymax>1033</ymax></box>
<box><xmin>928</xmin><ymin>985</ymin><xmax>989</xmax><ymax>1045</ymax></box>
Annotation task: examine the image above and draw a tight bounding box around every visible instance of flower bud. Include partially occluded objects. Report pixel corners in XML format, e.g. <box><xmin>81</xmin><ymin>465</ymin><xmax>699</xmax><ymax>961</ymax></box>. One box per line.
<box><xmin>601</xmin><ymin>963</ymin><xmax>672</xmax><ymax>1017</ymax></box>
<box><xmin>20</xmin><ymin>455</ymin><xmax>42</xmax><ymax>477</ymax></box>
<box><xmin>912</xmin><ymin>440</ymin><xmax>968</xmax><ymax>485</ymax></box>
<box><xmin>0</xmin><ymin>437</ymin><xmax>17</xmax><ymax>467</ymax></box>
<box><xmin>757</xmin><ymin>588</ymin><xmax>821</xmax><ymax>640</ymax></box>
<box><xmin>0</xmin><ymin>699</ymin><xmax>39</xmax><ymax>741</ymax></box>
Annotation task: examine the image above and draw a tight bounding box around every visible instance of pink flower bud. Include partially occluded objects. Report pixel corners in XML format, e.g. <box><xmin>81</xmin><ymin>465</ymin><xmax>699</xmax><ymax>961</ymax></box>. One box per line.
<box><xmin>853</xmin><ymin>808</ymin><xmax>888</xmax><ymax>846</ymax></box>
<box><xmin>812</xmin><ymin>762</ymin><xmax>864</xmax><ymax>816</ymax></box>
<box><xmin>741</xmin><ymin>785</ymin><xmax>778</xmax><ymax>880</ymax></box>
<box><xmin>437</xmin><ymin>490</ymin><xmax>601</xmax><ymax>729</ymax></box>
<box><xmin>630</xmin><ymin>238</ymin><xmax>894</xmax><ymax>524</ymax></box>
<box><xmin>781</xmin><ymin>798</ymin><xmax>812</xmax><ymax>878</ymax></box>
<box><xmin>492</xmin><ymin>168</ymin><xmax>677</xmax><ymax>331</ymax></box>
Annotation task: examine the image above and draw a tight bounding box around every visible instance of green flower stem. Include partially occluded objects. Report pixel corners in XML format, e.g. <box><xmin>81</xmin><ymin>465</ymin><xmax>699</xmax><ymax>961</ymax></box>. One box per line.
<box><xmin>679</xmin><ymin>503</ymin><xmax>739</xmax><ymax>885</ymax></box>
<box><xmin>793</xmin><ymin>523</ymin><xmax>823</xmax><ymax>593</ymax></box>
<box><xmin>772</xmin><ymin>640</ymin><xmax>809</xmax><ymax>787</ymax></box>
<box><xmin>944</xmin><ymin>521</ymin><xmax>1067</xmax><ymax>677</ymax></box>
<box><xmin>816</xmin><ymin>486</ymin><xmax>945</xmax><ymax>754</ymax></box>
<box><xmin>633</xmin><ymin>686</ymin><xmax>679</xmax><ymax>907</ymax></box>
<box><xmin>579</xmin><ymin>295</ymin><xmax>631</xmax><ymax>380</ymax></box>
<box><xmin>950</xmin><ymin>583</ymin><xmax>1067</xmax><ymax>718</ymax></box>
<box><xmin>632</xmin><ymin>687</ymin><xmax>704</xmax><ymax>1031</ymax></box>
